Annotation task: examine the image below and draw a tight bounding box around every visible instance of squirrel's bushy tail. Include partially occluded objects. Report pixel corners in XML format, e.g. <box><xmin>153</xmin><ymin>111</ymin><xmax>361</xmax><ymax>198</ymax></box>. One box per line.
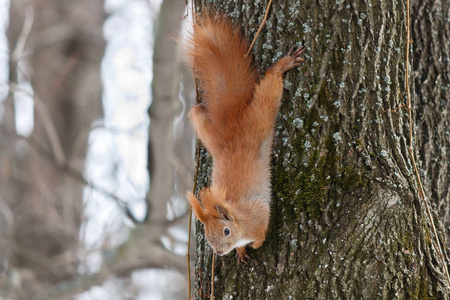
<box><xmin>182</xmin><ymin>13</ymin><xmax>257</xmax><ymax>120</ymax></box>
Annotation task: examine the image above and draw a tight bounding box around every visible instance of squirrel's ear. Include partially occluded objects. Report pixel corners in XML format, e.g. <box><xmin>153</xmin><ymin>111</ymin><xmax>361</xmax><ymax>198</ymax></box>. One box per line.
<box><xmin>216</xmin><ymin>205</ymin><xmax>233</xmax><ymax>221</ymax></box>
<box><xmin>187</xmin><ymin>191</ymin><xmax>206</xmax><ymax>224</ymax></box>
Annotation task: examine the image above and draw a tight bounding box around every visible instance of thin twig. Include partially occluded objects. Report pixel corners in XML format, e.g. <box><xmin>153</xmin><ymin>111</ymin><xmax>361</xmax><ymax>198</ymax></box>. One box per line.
<box><xmin>187</xmin><ymin>140</ymin><xmax>201</xmax><ymax>300</ymax></box>
<box><xmin>381</xmin><ymin>103</ymin><xmax>408</xmax><ymax>114</ymax></box>
<box><xmin>33</xmin><ymin>94</ymin><xmax>67</xmax><ymax>165</ymax></box>
<box><xmin>0</xmin><ymin>196</ymin><xmax>14</xmax><ymax>233</ymax></box>
<box><xmin>187</xmin><ymin>2</ymin><xmax>198</xmax><ymax>299</ymax></box>
<box><xmin>1</xmin><ymin>127</ymin><xmax>140</xmax><ymax>224</ymax></box>
<box><xmin>169</xmin><ymin>152</ymin><xmax>193</xmax><ymax>188</ymax></box>
<box><xmin>210</xmin><ymin>254</ymin><xmax>216</xmax><ymax>300</ymax></box>
<box><xmin>53</xmin><ymin>50</ymin><xmax>81</xmax><ymax>90</ymax></box>
<box><xmin>35</xmin><ymin>242</ymin><xmax>186</xmax><ymax>300</ymax></box>
<box><xmin>9</xmin><ymin>83</ymin><xmax>67</xmax><ymax>166</ymax></box>
<box><xmin>405</xmin><ymin>0</ymin><xmax>450</xmax><ymax>287</ymax></box>
<box><xmin>0</xmin><ymin>239</ymin><xmax>60</xmax><ymax>276</ymax></box>
<box><xmin>381</xmin><ymin>92</ymin><xmax>410</xmax><ymax>114</ymax></box>
<box><xmin>12</xmin><ymin>6</ymin><xmax>34</xmax><ymax>63</ymax></box>
<box><xmin>245</xmin><ymin>0</ymin><xmax>273</xmax><ymax>57</ymax></box>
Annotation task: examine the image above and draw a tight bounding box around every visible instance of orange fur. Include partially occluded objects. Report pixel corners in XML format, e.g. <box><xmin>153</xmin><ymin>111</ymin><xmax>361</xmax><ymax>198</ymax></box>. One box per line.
<box><xmin>182</xmin><ymin>13</ymin><xmax>305</xmax><ymax>263</ymax></box>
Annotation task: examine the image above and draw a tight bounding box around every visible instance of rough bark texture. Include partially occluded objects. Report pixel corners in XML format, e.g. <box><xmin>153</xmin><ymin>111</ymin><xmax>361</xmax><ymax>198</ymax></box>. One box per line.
<box><xmin>412</xmin><ymin>1</ymin><xmax>450</xmax><ymax>237</ymax></box>
<box><xmin>192</xmin><ymin>0</ymin><xmax>450</xmax><ymax>299</ymax></box>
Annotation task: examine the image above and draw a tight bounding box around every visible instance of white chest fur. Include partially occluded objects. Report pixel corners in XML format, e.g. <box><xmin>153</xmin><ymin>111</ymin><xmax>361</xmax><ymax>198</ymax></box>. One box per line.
<box><xmin>233</xmin><ymin>239</ymin><xmax>254</xmax><ymax>249</ymax></box>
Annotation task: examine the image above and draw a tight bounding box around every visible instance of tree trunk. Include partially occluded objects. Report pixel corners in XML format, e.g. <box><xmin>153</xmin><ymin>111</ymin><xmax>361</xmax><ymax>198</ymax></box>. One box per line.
<box><xmin>148</xmin><ymin>0</ymin><xmax>186</xmax><ymax>223</ymax></box>
<box><xmin>192</xmin><ymin>0</ymin><xmax>450</xmax><ymax>299</ymax></box>
<box><xmin>1</xmin><ymin>0</ymin><xmax>104</xmax><ymax>297</ymax></box>
<box><xmin>412</xmin><ymin>1</ymin><xmax>450</xmax><ymax>237</ymax></box>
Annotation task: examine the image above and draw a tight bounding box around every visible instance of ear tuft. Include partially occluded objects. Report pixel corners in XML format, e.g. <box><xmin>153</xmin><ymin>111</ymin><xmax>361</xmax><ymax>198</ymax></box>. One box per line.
<box><xmin>216</xmin><ymin>205</ymin><xmax>233</xmax><ymax>221</ymax></box>
<box><xmin>186</xmin><ymin>191</ymin><xmax>206</xmax><ymax>224</ymax></box>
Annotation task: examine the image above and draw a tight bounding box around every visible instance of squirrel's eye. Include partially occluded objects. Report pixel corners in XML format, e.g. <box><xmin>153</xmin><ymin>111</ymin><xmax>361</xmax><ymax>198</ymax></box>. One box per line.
<box><xmin>224</xmin><ymin>228</ymin><xmax>230</xmax><ymax>236</ymax></box>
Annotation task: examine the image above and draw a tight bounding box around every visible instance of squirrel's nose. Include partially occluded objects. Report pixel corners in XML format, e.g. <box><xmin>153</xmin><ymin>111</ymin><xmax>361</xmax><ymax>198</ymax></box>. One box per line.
<box><xmin>216</xmin><ymin>250</ymin><xmax>223</xmax><ymax>255</ymax></box>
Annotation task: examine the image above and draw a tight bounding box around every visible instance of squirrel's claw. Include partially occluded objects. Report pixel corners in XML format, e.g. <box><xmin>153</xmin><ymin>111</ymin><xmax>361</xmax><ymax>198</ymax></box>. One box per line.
<box><xmin>287</xmin><ymin>45</ymin><xmax>296</xmax><ymax>56</ymax></box>
<box><xmin>270</xmin><ymin>45</ymin><xmax>306</xmax><ymax>74</ymax></box>
<box><xmin>290</xmin><ymin>45</ymin><xmax>306</xmax><ymax>66</ymax></box>
<box><xmin>293</xmin><ymin>45</ymin><xmax>306</xmax><ymax>56</ymax></box>
<box><xmin>236</xmin><ymin>247</ymin><xmax>251</xmax><ymax>264</ymax></box>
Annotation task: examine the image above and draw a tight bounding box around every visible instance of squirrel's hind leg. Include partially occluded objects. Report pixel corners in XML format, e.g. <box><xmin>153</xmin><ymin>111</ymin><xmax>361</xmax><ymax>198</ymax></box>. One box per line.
<box><xmin>189</xmin><ymin>103</ymin><xmax>220</xmax><ymax>157</ymax></box>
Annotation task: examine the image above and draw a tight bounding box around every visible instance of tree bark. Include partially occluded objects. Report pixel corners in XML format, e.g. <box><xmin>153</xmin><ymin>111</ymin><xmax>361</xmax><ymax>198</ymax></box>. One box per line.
<box><xmin>412</xmin><ymin>1</ymin><xmax>450</xmax><ymax>237</ymax></box>
<box><xmin>192</xmin><ymin>0</ymin><xmax>450</xmax><ymax>299</ymax></box>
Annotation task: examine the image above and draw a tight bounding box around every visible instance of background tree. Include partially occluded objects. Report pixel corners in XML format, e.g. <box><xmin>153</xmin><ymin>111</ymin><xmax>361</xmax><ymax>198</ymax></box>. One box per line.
<box><xmin>1</xmin><ymin>0</ymin><xmax>103</xmax><ymax>298</ymax></box>
<box><xmin>191</xmin><ymin>0</ymin><xmax>450</xmax><ymax>299</ymax></box>
<box><xmin>1</xmin><ymin>0</ymin><xmax>195</xmax><ymax>298</ymax></box>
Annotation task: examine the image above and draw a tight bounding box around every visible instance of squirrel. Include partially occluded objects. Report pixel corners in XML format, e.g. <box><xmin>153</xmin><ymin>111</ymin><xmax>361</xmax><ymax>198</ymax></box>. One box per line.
<box><xmin>182</xmin><ymin>13</ymin><xmax>305</xmax><ymax>263</ymax></box>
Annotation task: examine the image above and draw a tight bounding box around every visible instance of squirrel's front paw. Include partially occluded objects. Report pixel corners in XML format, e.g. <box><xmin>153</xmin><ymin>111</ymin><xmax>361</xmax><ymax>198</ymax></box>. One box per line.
<box><xmin>273</xmin><ymin>45</ymin><xmax>306</xmax><ymax>74</ymax></box>
<box><xmin>236</xmin><ymin>247</ymin><xmax>251</xmax><ymax>264</ymax></box>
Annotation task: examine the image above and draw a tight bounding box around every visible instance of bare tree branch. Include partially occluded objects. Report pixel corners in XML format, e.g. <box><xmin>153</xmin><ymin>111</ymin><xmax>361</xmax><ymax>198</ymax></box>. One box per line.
<box><xmin>12</xmin><ymin>6</ymin><xmax>33</xmax><ymax>63</ymax></box>
<box><xmin>9</xmin><ymin>83</ymin><xmax>67</xmax><ymax>165</ymax></box>
<box><xmin>33</xmin><ymin>224</ymin><xmax>186</xmax><ymax>300</ymax></box>
<box><xmin>0</xmin><ymin>126</ymin><xmax>141</xmax><ymax>224</ymax></box>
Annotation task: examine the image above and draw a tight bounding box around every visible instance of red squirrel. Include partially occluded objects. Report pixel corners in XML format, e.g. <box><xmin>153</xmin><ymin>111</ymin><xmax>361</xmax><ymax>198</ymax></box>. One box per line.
<box><xmin>183</xmin><ymin>13</ymin><xmax>305</xmax><ymax>263</ymax></box>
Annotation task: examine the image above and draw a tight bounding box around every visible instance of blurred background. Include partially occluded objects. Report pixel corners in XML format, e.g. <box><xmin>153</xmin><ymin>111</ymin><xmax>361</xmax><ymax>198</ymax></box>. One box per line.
<box><xmin>0</xmin><ymin>0</ymin><xmax>195</xmax><ymax>299</ymax></box>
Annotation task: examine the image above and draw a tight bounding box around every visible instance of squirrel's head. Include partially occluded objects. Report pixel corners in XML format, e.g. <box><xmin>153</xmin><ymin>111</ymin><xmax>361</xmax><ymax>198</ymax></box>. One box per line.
<box><xmin>187</xmin><ymin>187</ymin><xmax>243</xmax><ymax>256</ymax></box>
